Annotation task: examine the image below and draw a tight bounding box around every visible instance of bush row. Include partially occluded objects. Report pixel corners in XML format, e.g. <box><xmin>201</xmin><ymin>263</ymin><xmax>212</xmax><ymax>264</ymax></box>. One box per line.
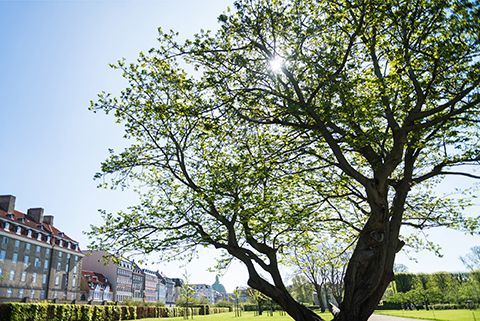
<box><xmin>0</xmin><ymin>303</ymin><xmax>231</xmax><ymax>321</ymax></box>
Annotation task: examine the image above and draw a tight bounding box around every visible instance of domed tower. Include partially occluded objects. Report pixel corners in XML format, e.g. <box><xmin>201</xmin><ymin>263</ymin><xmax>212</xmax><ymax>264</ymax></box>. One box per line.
<box><xmin>211</xmin><ymin>275</ymin><xmax>227</xmax><ymax>294</ymax></box>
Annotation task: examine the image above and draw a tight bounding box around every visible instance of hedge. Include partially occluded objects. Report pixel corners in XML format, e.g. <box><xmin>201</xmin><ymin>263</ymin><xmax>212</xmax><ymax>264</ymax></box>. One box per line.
<box><xmin>0</xmin><ymin>303</ymin><xmax>231</xmax><ymax>321</ymax></box>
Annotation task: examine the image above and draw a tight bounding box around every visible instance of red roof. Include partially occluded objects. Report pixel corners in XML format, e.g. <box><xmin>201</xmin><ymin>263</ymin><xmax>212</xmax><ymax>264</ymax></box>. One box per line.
<box><xmin>0</xmin><ymin>208</ymin><xmax>81</xmax><ymax>253</ymax></box>
<box><xmin>82</xmin><ymin>271</ymin><xmax>111</xmax><ymax>289</ymax></box>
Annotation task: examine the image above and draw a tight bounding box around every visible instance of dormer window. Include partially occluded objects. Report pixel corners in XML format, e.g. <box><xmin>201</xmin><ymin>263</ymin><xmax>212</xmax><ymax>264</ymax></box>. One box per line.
<box><xmin>46</xmin><ymin>236</ymin><xmax>51</xmax><ymax>242</ymax></box>
<box><xmin>17</xmin><ymin>217</ymin><xmax>25</xmax><ymax>223</ymax></box>
<box><xmin>58</xmin><ymin>232</ymin><xmax>64</xmax><ymax>237</ymax></box>
<box><xmin>3</xmin><ymin>222</ymin><xmax>9</xmax><ymax>230</ymax></box>
<box><xmin>37</xmin><ymin>233</ymin><xmax>42</xmax><ymax>241</ymax></box>
<box><xmin>6</xmin><ymin>214</ymin><xmax>14</xmax><ymax>219</ymax></box>
<box><xmin>16</xmin><ymin>226</ymin><xmax>22</xmax><ymax>235</ymax></box>
<box><xmin>27</xmin><ymin>230</ymin><xmax>32</xmax><ymax>238</ymax></box>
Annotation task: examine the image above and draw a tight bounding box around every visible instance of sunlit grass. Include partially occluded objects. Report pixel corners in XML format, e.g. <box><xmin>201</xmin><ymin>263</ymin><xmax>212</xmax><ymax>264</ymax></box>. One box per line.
<box><xmin>376</xmin><ymin>309</ymin><xmax>480</xmax><ymax>321</ymax></box>
<box><xmin>140</xmin><ymin>310</ymin><xmax>334</xmax><ymax>321</ymax></box>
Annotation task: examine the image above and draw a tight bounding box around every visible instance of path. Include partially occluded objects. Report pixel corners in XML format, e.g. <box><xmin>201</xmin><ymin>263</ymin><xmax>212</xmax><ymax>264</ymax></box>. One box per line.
<box><xmin>369</xmin><ymin>314</ymin><xmax>421</xmax><ymax>321</ymax></box>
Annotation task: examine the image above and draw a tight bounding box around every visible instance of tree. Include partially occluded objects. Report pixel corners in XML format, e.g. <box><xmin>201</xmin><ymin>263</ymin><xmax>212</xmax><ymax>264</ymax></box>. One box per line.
<box><xmin>247</xmin><ymin>287</ymin><xmax>270</xmax><ymax>315</ymax></box>
<box><xmin>289</xmin><ymin>239</ymin><xmax>350</xmax><ymax>312</ymax></box>
<box><xmin>90</xmin><ymin>1</ymin><xmax>480</xmax><ymax>320</ymax></box>
<box><xmin>178</xmin><ymin>272</ymin><xmax>195</xmax><ymax>319</ymax></box>
<box><xmin>461</xmin><ymin>246</ymin><xmax>480</xmax><ymax>270</ymax></box>
<box><xmin>289</xmin><ymin>275</ymin><xmax>315</xmax><ymax>306</ymax></box>
<box><xmin>393</xmin><ymin>264</ymin><xmax>409</xmax><ymax>273</ymax></box>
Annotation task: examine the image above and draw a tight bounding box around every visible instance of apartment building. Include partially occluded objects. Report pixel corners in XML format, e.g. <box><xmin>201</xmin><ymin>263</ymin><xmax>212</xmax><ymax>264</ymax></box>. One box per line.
<box><xmin>81</xmin><ymin>250</ymin><xmax>134</xmax><ymax>302</ymax></box>
<box><xmin>156</xmin><ymin>272</ymin><xmax>167</xmax><ymax>304</ymax></box>
<box><xmin>142</xmin><ymin>269</ymin><xmax>157</xmax><ymax>302</ymax></box>
<box><xmin>0</xmin><ymin>195</ymin><xmax>83</xmax><ymax>301</ymax></box>
<box><xmin>131</xmin><ymin>263</ymin><xmax>144</xmax><ymax>301</ymax></box>
<box><xmin>80</xmin><ymin>271</ymin><xmax>113</xmax><ymax>302</ymax></box>
<box><xmin>192</xmin><ymin>284</ymin><xmax>215</xmax><ymax>304</ymax></box>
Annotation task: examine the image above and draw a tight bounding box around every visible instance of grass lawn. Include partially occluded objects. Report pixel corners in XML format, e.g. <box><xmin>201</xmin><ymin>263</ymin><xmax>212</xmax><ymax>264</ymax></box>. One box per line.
<box><xmin>376</xmin><ymin>309</ymin><xmax>480</xmax><ymax>321</ymax></box>
<box><xmin>140</xmin><ymin>311</ymin><xmax>334</xmax><ymax>321</ymax></box>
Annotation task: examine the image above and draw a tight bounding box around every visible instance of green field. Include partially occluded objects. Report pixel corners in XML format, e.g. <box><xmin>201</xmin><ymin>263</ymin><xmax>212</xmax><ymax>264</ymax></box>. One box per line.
<box><xmin>141</xmin><ymin>309</ymin><xmax>480</xmax><ymax>321</ymax></box>
<box><xmin>141</xmin><ymin>311</ymin><xmax>334</xmax><ymax>321</ymax></box>
<box><xmin>376</xmin><ymin>309</ymin><xmax>480</xmax><ymax>321</ymax></box>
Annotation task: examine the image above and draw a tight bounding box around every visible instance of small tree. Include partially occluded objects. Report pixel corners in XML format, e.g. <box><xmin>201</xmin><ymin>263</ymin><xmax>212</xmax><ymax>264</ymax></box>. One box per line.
<box><xmin>461</xmin><ymin>246</ymin><xmax>480</xmax><ymax>271</ymax></box>
<box><xmin>289</xmin><ymin>239</ymin><xmax>350</xmax><ymax>312</ymax></box>
<box><xmin>247</xmin><ymin>288</ymin><xmax>269</xmax><ymax>316</ymax></box>
<box><xmin>179</xmin><ymin>272</ymin><xmax>195</xmax><ymax>320</ymax></box>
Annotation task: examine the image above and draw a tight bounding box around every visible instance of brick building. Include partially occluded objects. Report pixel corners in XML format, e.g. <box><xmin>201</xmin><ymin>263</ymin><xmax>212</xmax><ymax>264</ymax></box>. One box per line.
<box><xmin>0</xmin><ymin>195</ymin><xmax>83</xmax><ymax>301</ymax></box>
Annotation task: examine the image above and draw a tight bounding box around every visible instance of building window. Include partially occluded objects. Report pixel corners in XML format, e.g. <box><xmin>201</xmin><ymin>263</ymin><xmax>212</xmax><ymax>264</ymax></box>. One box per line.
<box><xmin>73</xmin><ymin>265</ymin><xmax>77</xmax><ymax>274</ymax></box>
<box><xmin>55</xmin><ymin>276</ymin><xmax>60</xmax><ymax>286</ymax></box>
<box><xmin>1</xmin><ymin>236</ymin><xmax>7</xmax><ymax>244</ymax></box>
<box><xmin>58</xmin><ymin>251</ymin><xmax>62</xmax><ymax>258</ymax></box>
<box><xmin>14</xmin><ymin>240</ymin><xmax>20</xmax><ymax>249</ymax></box>
<box><xmin>72</xmin><ymin>276</ymin><xmax>76</xmax><ymax>287</ymax></box>
<box><xmin>44</xmin><ymin>259</ymin><xmax>49</xmax><ymax>270</ymax></box>
<box><xmin>42</xmin><ymin>274</ymin><xmax>47</xmax><ymax>284</ymax></box>
<box><xmin>40</xmin><ymin>290</ymin><xmax>45</xmax><ymax>299</ymax></box>
<box><xmin>9</xmin><ymin>270</ymin><xmax>15</xmax><ymax>281</ymax></box>
<box><xmin>25</xmin><ymin>243</ymin><xmax>31</xmax><ymax>251</ymax></box>
<box><xmin>0</xmin><ymin>250</ymin><xmax>6</xmax><ymax>260</ymax></box>
<box><xmin>34</xmin><ymin>258</ymin><xmax>41</xmax><ymax>268</ymax></box>
<box><xmin>45</xmin><ymin>248</ymin><xmax>50</xmax><ymax>256</ymax></box>
<box><xmin>12</xmin><ymin>252</ymin><xmax>18</xmax><ymax>263</ymax></box>
<box><xmin>18</xmin><ymin>288</ymin><xmax>24</xmax><ymax>298</ymax></box>
<box><xmin>35</xmin><ymin>245</ymin><xmax>40</xmax><ymax>254</ymax></box>
<box><xmin>57</xmin><ymin>261</ymin><xmax>61</xmax><ymax>271</ymax></box>
<box><xmin>32</xmin><ymin>273</ymin><xmax>37</xmax><ymax>283</ymax></box>
<box><xmin>24</xmin><ymin>255</ymin><xmax>29</xmax><ymax>265</ymax></box>
<box><xmin>21</xmin><ymin>272</ymin><xmax>27</xmax><ymax>282</ymax></box>
<box><xmin>30</xmin><ymin>290</ymin><xmax>35</xmax><ymax>299</ymax></box>
<box><xmin>6</xmin><ymin>288</ymin><xmax>12</xmax><ymax>298</ymax></box>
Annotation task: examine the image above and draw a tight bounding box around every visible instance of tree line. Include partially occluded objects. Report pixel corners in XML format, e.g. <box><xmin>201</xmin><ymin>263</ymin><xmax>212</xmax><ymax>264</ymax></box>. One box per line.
<box><xmin>384</xmin><ymin>271</ymin><xmax>480</xmax><ymax>309</ymax></box>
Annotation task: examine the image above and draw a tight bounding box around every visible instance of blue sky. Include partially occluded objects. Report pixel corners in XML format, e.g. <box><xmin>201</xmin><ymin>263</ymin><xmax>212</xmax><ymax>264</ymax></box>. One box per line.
<box><xmin>0</xmin><ymin>0</ymin><xmax>478</xmax><ymax>292</ymax></box>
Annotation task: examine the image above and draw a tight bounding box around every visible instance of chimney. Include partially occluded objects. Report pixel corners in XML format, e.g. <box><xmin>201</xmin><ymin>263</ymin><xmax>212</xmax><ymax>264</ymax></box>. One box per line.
<box><xmin>0</xmin><ymin>195</ymin><xmax>16</xmax><ymax>213</ymax></box>
<box><xmin>27</xmin><ymin>208</ymin><xmax>44</xmax><ymax>223</ymax></box>
<box><xmin>43</xmin><ymin>215</ymin><xmax>54</xmax><ymax>226</ymax></box>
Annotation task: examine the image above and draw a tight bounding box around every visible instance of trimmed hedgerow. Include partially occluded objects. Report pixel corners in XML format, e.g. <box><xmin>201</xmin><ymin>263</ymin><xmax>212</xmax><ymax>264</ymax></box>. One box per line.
<box><xmin>0</xmin><ymin>302</ymin><xmax>230</xmax><ymax>321</ymax></box>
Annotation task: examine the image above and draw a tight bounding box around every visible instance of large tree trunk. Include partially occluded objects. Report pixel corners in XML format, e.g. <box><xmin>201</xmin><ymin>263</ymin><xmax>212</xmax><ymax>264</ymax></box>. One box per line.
<box><xmin>333</xmin><ymin>185</ymin><xmax>406</xmax><ymax>321</ymax></box>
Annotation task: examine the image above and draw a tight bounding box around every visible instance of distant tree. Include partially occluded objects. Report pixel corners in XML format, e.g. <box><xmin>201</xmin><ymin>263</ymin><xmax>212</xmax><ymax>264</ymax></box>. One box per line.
<box><xmin>289</xmin><ymin>239</ymin><xmax>350</xmax><ymax>312</ymax></box>
<box><xmin>289</xmin><ymin>275</ymin><xmax>315</xmax><ymax>305</ymax></box>
<box><xmin>393</xmin><ymin>264</ymin><xmax>409</xmax><ymax>273</ymax></box>
<box><xmin>247</xmin><ymin>287</ymin><xmax>270</xmax><ymax>315</ymax></box>
<box><xmin>90</xmin><ymin>0</ymin><xmax>480</xmax><ymax>320</ymax></box>
<box><xmin>461</xmin><ymin>246</ymin><xmax>480</xmax><ymax>271</ymax></box>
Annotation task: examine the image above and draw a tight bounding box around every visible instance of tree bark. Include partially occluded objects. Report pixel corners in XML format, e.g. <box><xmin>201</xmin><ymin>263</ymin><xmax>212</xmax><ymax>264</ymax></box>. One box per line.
<box><xmin>333</xmin><ymin>187</ymin><xmax>405</xmax><ymax>321</ymax></box>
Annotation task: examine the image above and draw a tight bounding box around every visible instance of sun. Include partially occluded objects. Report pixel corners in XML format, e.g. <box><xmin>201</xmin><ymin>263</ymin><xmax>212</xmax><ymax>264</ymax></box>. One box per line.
<box><xmin>269</xmin><ymin>56</ymin><xmax>284</xmax><ymax>73</ymax></box>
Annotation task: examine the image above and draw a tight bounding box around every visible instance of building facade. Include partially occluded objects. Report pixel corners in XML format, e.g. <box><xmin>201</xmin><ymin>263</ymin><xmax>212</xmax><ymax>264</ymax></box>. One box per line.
<box><xmin>142</xmin><ymin>269</ymin><xmax>157</xmax><ymax>303</ymax></box>
<box><xmin>81</xmin><ymin>250</ymin><xmax>133</xmax><ymax>302</ymax></box>
<box><xmin>0</xmin><ymin>195</ymin><xmax>83</xmax><ymax>301</ymax></box>
<box><xmin>192</xmin><ymin>284</ymin><xmax>215</xmax><ymax>304</ymax></box>
<box><xmin>131</xmin><ymin>263</ymin><xmax>144</xmax><ymax>301</ymax></box>
<box><xmin>156</xmin><ymin>272</ymin><xmax>167</xmax><ymax>304</ymax></box>
<box><xmin>80</xmin><ymin>271</ymin><xmax>113</xmax><ymax>302</ymax></box>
